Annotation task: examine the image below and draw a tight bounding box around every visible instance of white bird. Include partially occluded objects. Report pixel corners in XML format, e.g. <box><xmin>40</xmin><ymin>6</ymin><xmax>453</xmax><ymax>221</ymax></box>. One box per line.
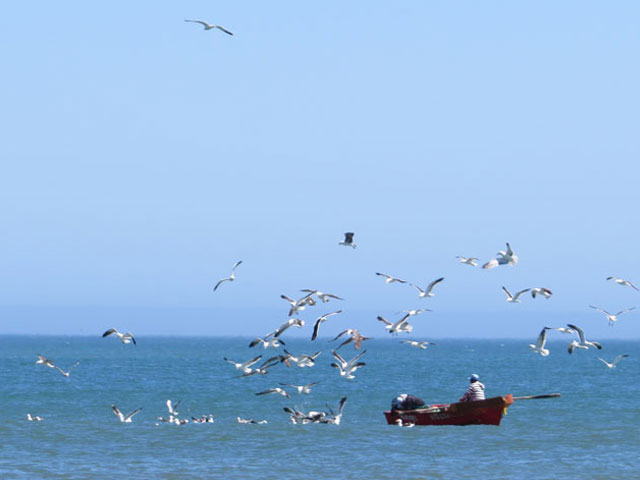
<box><xmin>191</xmin><ymin>414</ymin><xmax>215</xmax><ymax>424</ymax></box>
<box><xmin>456</xmin><ymin>256</ymin><xmax>479</xmax><ymax>267</ymax></box>
<box><xmin>410</xmin><ymin>277</ymin><xmax>445</xmax><ymax>298</ymax></box>
<box><xmin>248</xmin><ymin>334</ymin><xmax>285</xmax><ymax>349</ymax></box>
<box><xmin>235</xmin><ymin>357</ymin><xmax>281</xmax><ymax>378</ymax></box>
<box><xmin>331</xmin><ymin>350</ymin><xmax>366</xmax><ymax>380</ymax></box>
<box><xmin>300</xmin><ymin>289</ymin><xmax>344</xmax><ymax>303</ymax></box>
<box><xmin>482</xmin><ymin>242</ymin><xmax>518</xmax><ymax>269</ymax></box>
<box><xmin>528</xmin><ymin>328</ymin><xmax>550</xmax><ymax>356</ymax></box>
<box><xmin>589</xmin><ymin>305</ymin><xmax>636</xmax><ymax>326</ymax></box>
<box><xmin>596</xmin><ymin>354</ymin><xmax>629</xmax><ymax>369</ymax></box>
<box><xmin>502</xmin><ymin>286</ymin><xmax>531</xmax><ymax>303</ymax></box>
<box><xmin>531</xmin><ymin>287</ymin><xmax>553</xmax><ymax>299</ymax></box>
<box><xmin>256</xmin><ymin>388</ymin><xmax>290</xmax><ymax>398</ymax></box>
<box><xmin>280</xmin><ymin>293</ymin><xmax>315</xmax><ymax>316</ymax></box>
<box><xmin>339</xmin><ymin>232</ymin><xmax>356</xmax><ymax>248</ymax></box>
<box><xmin>27</xmin><ymin>413</ymin><xmax>43</xmax><ymax>422</ymax></box>
<box><xmin>321</xmin><ymin>397</ymin><xmax>348</xmax><ymax>425</ymax></box>
<box><xmin>311</xmin><ymin>310</ymin><xmax>343</xmax><ymax>341</ymax></box>
<box><xmin>273</xmin><ymin>318</ymin><xmax>305</xmax><ymax>338</ymax></box>
<box><xmin>184</xmin><ymin>20</ymin><xmax>233</xmax><ymax>35</ymax></box>
<box><xmin>606</xmin><ymin>276</ymin><xmax>639</xmax><ymax>291</ymax></box>
<box><xmin>376</xmin><ymin>272</ymin><xmax>408</xmax><ymax>284</ymax></box>
<box><xmin>394</xmin><ymin>418</ymin><xmax>415</xmax><ymax>427</ymax></box>
<box><xmin>36</xmin><ymin>355</ymin><xmax>79</xmax><ymax>377</ymax></box>
<box><xmin>331</xmin><ymin>329</ymin><xmax>370</xmax><ymax>350</ymax></box>
<box><xmin>378</xmin><ymin>314</ymin><xmax>413</xmax><ymax>335</ymax></box>
<box><xmin>403</xmin><ymin>308</ymin><xmax>430</xmax><ymax>316</ymax></box>
<box><xmin>567</xmin><ymin>324</ymin><xmax>602</xmax><ymax>354</ymax></box>
<box><xmin>166</xmin><ymin>399</ymin><xmax>181</xmax><ymax>416</ymax></box>
<box><xmin>400</xmin><ymin>340</ymin><xmax>436</xmax><ymax>350</ymax></box>
<box><xmin>279</xmin><ymin>382</ymin><xmax>320</xmax><ymax>395</ymax></box>
<box><xmin>223</xmin><ymin>355</ymin><xmax>262</xmax><ymax>374</ymax></box>
<box><xmin>54</xmin><ymin>361</ymin><xmax>80</xmax><ymax>378</ymax></box>
<box><xmin>112</xmin><ymin>405</ymin><xmax>143</xmax><ymax>423</ymax></box>
<box><xmin>102</xmin><ymin>328</ymin><xmax>136</xmax><ymax>345</ymax></box>
<box><xmin>214</xmin><ymin>260</ymin><xmax>243</xmax><ymax>292</ymax></box>
<box><xmin>237</xmin><ymin>417</ymin><xmax>267</xmax><ymax>424</ymax></box>
<box><xmin>294</xmin><ymin>351</ymin><xmax>322</xmax><ymax>368</ymax></box>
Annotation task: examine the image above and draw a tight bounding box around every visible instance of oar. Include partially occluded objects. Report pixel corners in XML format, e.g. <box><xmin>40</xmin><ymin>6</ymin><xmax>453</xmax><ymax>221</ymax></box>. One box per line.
<box><xmin>512</xmin><ymin>393</ymin><xmax>561</xmax><ymax>401</ymax></box>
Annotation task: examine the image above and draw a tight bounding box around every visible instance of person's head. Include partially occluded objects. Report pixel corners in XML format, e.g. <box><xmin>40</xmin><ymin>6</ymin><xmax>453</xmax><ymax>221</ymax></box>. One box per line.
<box><xmin>469</xmin><ymin>374</ymin><xmax>480</xmax><ymax>383</ymax></box>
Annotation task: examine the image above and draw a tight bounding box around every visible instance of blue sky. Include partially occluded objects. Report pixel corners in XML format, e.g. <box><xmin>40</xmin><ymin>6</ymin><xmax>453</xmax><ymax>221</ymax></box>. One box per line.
<box><xmin>1</xmin><ymin>1</ymin><xmax>639</xmax><ymax>338</ymax></box>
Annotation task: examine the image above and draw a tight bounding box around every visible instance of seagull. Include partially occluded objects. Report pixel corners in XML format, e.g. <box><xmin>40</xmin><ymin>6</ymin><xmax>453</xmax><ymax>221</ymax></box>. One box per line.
<box><xmin>378</xmin><ymin>314</ymin><xmax>413</xmax><ymax>335</ymax></box>
<box><xmin>400</xmin><ymin>340</ymin><xmax>436</xmax><ymax>350</ymax></box>
<box><xmin>403</xmin><ymin>308</ymin><xmax>430</xmax><ymax>316</ymax></box>
<box><xmin>294</xmin><ymin>351</ymin><xmax>321</xmax><ymax>368</ymax></box>
<box><xmin>191</xmin><ymin>415</ymin><xmax>215</xmax><ymax>424</ymax></box>
<box><xmin>331</xmin><ymin>350</ymin><xmax>366</xmax><ymax>380</ymax></box>
<box><xmin>214</xmin><ymin>260</ymin><xmax>243</xmax><ymax>292</ymax></box>
<box><xmin>300</xmin><ymin>289</ymin><xmax>344</xmax><ymax>303</ymax></box>
<box><xmin>331</xmin><ymin>329</ymin><xmax>370</xmax><ymax>350</ymax></box>
<box><xmin>394</xmin><ymin>418</ymin><xmax>415</xmax><ymax>427</ymax></box>
<box><xmin>249</xmin><ymin>334</ymin><xmax>285</xmax><ymax>349</ymax></box>
<box><xmin>112</xmin><ymin>405</ymin><xmax>143</xmax><ymax>423</ymax></box>
<box><xmin>376</xmin><ymin>272</ymin><xmax>408</xmax><ymax>284</ymax></box>
<box><xmin>256</xmin><ymin>388</ymin><xmax>290</xmax><ymax>398</ymax></box>
<box><xmin>234</xmin><ymin>356</ymin><xmax>281</xmax><ymax>378</ymax></box>
<box><xmin>589</xmin><ymin>306</ymin><xmax>636</xmax><ymax>326</ymax></box>
<box><xmin>54</xmin><ymin>361</ymin><xmax>80</xmax><ymax>377</ymax></box>
<box><xmin>184</xmin><ymin>20</ymin><xmax>233</xmax><ymax>35</ymax></box>
<box><xmin>35</xmin><ymin>354</ymin><xmax>55</xmax><ymax>369</ymax></box>
<box><xmin>502</xmin><ymin>286</ymin><xmax>531</xmax><ymax>303</ymax></box>
<box><xmin>321</xmin><ymin>396</ymin><xmax>348</xmax><ymax>425</ymax></box>
<box><xmin>482</xmin><ymin>242</ymin><xmax>518</xmax><ymax>269</ymax></box>
<box><xmin>279</xmin><ymin>382</ymin><xmax>320</xmax><ymax>395</ymax></box>
<box><xmin>311</xmin><ymin>310</ymin><xmax>343</xmax><ymax>341</ymax></box>
<box><xmin>410</xmin><ymin>277</ymin><xmax>445</xmax><ymax>298</ymax></box>
<box><xmin>567</xmin><ymin>324</ymin><xmax>602</xmax><ymax>354</ymax></box>
<box><xmin>280</xmin><ymin>293</ymin><xmax>315</xmax><ymax>316</ymax></box>
<box><xmin>223</xmin><ymin>355</ymin><xmax>262</xmax><ymax>374</ymax></box>
<box><xmin>166</xmin><ymin>399</ymin><xmax>181</xmax><ymax>416</ymax></box>
<box><xmin>339</xmin><ymin>232</ymin><xmax>356</xmax><ymax>248</ymax></box>
<box><xmin>102</xmin><ymin>328</ymin><xmax>136</xmax><ymax>345</ymax></box>
<box><xmin>596</xmin><ymin>354</ymin><xmax>629</xmax><ymax>369</ymax></box>
<box><xmin>27</xmin><ymin>414</ymin><xmax>43</xmax><ymax>422</ymax></box>
<box><xmin>237</xmin><ymin>417</ymin><xmax>267</xmax><ymax>424</ymax></box>
<box><xmin>528</xmin><ymin>328</ymin><xmax>550</xmax><ymax>356</ymax></box>
<box><xmin>273</xmin><ymin>318</ymin><xmax>305</xmax><ymax>338</ymax></box>
<box><xmin>531</xmin><ymin>287</ymin><xmax>553</xmax><ymax>299</ymax></box>
<box><xmin>456</xmin><ymin>256</ymin><xmax>479</xmax><ymax>267</ymax></box>
<box><xmin>606</xmin><ymin>277</ymin><xmax>639</xmax><ymax>291</ymax></box>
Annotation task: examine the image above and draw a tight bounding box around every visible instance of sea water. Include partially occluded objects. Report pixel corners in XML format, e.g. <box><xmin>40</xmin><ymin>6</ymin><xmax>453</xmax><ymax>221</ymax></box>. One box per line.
<box><xmin>1</xmin><ymin>336</ymin><xmax>638</xmax><ymax>479</ymax></box>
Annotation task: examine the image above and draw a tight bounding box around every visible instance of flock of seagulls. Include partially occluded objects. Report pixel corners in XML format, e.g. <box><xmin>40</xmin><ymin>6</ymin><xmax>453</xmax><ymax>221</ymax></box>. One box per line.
<box><xmin>26</xmin><ymin>235</ymin><xmax>633</xmax><ymax>425</ymax></box>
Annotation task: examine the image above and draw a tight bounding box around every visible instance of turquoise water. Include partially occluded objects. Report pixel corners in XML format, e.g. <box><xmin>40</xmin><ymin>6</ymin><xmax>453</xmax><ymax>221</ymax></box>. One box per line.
<box><xmin>1</xmin><ymin>336</ymin><xmax>638</xmax><ymax>479</ymax></box>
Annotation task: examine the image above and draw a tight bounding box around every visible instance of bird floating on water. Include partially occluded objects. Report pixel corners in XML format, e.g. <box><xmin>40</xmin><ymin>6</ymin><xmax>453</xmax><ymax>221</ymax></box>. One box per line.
<box><xmin>482</xmin><ymin>242</ymin><xmax>518</xmax><ymax>269</ymax></box>
<box><xmin>27</xmin><ymin>413</ymin><xmax>43</xmax><ymax>422</ymax></box>
<box><xmin>102</xmin><ymin>328</ymin><xmax>136</xmax><ymax>345</ymax></box>
<box><xmin>184</xmin><ymin>19</ymin><xmax>233</xmax><ymax>35</ymax></box>
<box><xmin>596</xmin><ymin>354</ymin><xmax>629</xmax><ymax>369</ymax></box>
<box><xmin>567</xmin><ymin>324</ymin><xmax>602</xmax><ymax>354</ymax></box>
<box><xmin>606</xmin><ymin>277</ymin><xmax>639</xmax><ymax>291</ymax></box>
<box><xmin>589</xmin><ymin>305</ymin><xmax>636</xmax><ymax>326</ymax></box>
<box><xmin>410</xmin><ymin>277</ymin><xmax>444</xmax><ymax>298</ymax></box>
<box><xmin>237</xmin><ymin>417</ymin><xmax>267</xmax><ymax>424</ymax></box>
<box><xmin>502</xmin><ymin>286</ymin><xmax>530</xmax><ymax>303</ymax></box>
<box><xmin>339</xmin><ymin>232</ymin><xmax>356</xmax><ymax>248</ymax></box>
<box><xmin>214</xmin><ymin>260</ymin><xmax>243</xmax><ymax>292</ymax></box>
<box><xmin>528</xmin><ymin>328</ymin><xmax>550</xmax><ymax>356</ymax></box>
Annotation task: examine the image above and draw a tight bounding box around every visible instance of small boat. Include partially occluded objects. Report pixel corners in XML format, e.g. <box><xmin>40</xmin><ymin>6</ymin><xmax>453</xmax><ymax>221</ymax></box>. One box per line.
<box><xmin>385</xmin><ymin>395</ymin><xmax>513</xmax><ymax>426</ymax></box>
<box><xmin>384</xmin><ymin>393</ymin><xmax>560</xmax><ymax>426</ymax></box>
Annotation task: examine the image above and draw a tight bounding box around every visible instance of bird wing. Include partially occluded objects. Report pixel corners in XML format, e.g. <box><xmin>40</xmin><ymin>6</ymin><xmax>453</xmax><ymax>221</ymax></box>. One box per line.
<box><xmin>536</xmin><ymin>328</ymin><xmax>547</xmax><ymax>349</ymax></box>
<box><xmin>482</xmin><ymin>259</ymin><xmax>499</xmax><ymax>269</ymax></box>
<box><xmin>126</xmin><ymin>333</ymin><xmax>137</xmax><ymax>345</ymax></box>
<box><xmin>126</xmin><ymin>408</ymin><xmax>143</xmax><ymax>420</ymax></box>
<box><xmin>111</xmin><ymin>406</ymin><xmax>124</xmax><ymax>420</ymax></box>
<box><xmin>331</xmin><ymin>349</ymin><xmax>346</xmax><ymax>366</ymax></box>
<box><xmin>409</xmin><ymin>283</ymin><xmax>424</xmax><ymax>294</ymax></box>
<box><xmin>376</xmin><ymin>316</ymin><xmax>391</xmax><ymax>326</ymax></box>
<box><xmin>376</xmin><ymin>272</ymin><xmax>391</xmax><ymax>280</ymax></box>
<box><xmin>231</xmin><ymin>260</ymin><xmax>243</xmax><ymax>271</ymax></box>
<box><xmin>102</xmin><ymin>328</ymin><xmax>117</xmax><ymax>338</ymax></box>
<box><xmin>242</xmin><ymin>355</ymin><xmax>263</xmax><ymax>369</ymax></box>
<box><xmin>311</xmin><ymin>319</ymin><xmax>322</xmax><ymax>341</ymax></box>
<box><xmin>184</xmin><ymin>19</ymin><xmax>210</xmax><ymax>28</ymax></box>
<box><xmin>616</xmin><ymin>307</ymin><xmax>636</xmax><ymax>316</ymax></box>
<box><xmin>612</xmin><ymin>354</ymin><xmax>629</xmax><ymax>365</ymax></box>
<box><xmin>506</xmin><ymin>242</ymin><xmax>514</xmax><ymax>256</ymax></box>
<box><xmin>215</xmin><ymin>25</ymin><xmax>234</xmax><ymax>35</ymax></box>
<box><xmin>213</xmin><ymin>278</ymin><xmax>229</xmax><ymax>291</ymax></box>
<box><xmin>589</xmin><ymin>305</ymin><xmax>610</xmax><ymax>316</ymax></box>
<box><xmin>514</xmin><ymin>288</ymin><xmax>531</xmax><ymax>300</ymax></box>
<box><xmin>426</xmin><ymin>277</ymin><xmax>445</xmax><ymax>295</ymax></box>
<box><xmin>255</xmin><ymin>389</ymin><xmax>278</xmax><ymax>396</ymax></box>
<box><xmin>344</xmin><ymin>232</ymin><xmax>354</xmax><ymax>242</ymax></box>
<box><xmin>502</xmin><ymin>286</ymin><xmax>513</xmax><ymax>299</ymax></box>
<box><xmin>567</xmin><ymin>324</ymin><xmax>586</xmax><ymax>344</ymax></box>
<box><xmin>325</xmin><ymin>293</ymin><xmax>344</xmax><ymax>300</ymax></box>
<box><xmin>596</xmin><ymin>357</ymin><xmax>611</xmax><ymax>367</ymax></box>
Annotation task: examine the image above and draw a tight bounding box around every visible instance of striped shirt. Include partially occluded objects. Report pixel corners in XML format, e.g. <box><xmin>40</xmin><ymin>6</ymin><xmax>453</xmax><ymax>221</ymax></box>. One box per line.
<box><xmin>460</xmin><ymin>381</ymin><xmax>485</xmax><ymax>402</ymax></box>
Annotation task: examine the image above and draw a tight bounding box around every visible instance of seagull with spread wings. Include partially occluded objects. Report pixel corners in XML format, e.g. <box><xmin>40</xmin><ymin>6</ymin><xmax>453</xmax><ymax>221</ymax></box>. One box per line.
<box><xmin>529</xmin><ymin>328</ymin><xmax>550</xmax><ymax>356</ymax></box>
<box><xmin>567</xmin><ymin>324</ymin><xmax>602</xmax><ymax>354</ymax></box>
<box><xmin>339</xmin><ymin>232</ymin><xmax>356</xmax><ymax>248</ymax></box>
<box><xmin>482</xmin><ymin>242</ymin><xmax>518</xmax><ymax>269</ymax></box>
<box><xmin>102</xmin><ymin>328</ymin><xmax>136</xmax><ymax>345</ymax></box>
<box><xmin>606</xmin><ymin>277</ymin><xmax>639</xmax><ymax>291</ymax></box>
<box><xmin>378</xmin><ymin>314</ymin><xmax>414</xmax><ymax>335</ymax></box>
<box><xmin>214</xmin><ymin>260</ymin><xmax>243</xmax><ymax>292</ymax></box>
<box><xmin>502</xmin><ymin>286</ymin><xmax>531</xmax><ymax>303</ymax></box>
<box><xmin>410</xmin><ymin>277</ymin><xmax>445</xmax><ymax>298</ymax></box>
<box><xmin>597</xmin><ymin>354</ymin><xmax>629</xmax><ymax>369</ymax></box>
<box><xmin>301</xmin><ymin>289</ymin><xmax>344</xmax><ymax>303</ymax></box>
<box><xmin>376</xmin><ymin>272</ymin><xmax>408</xmax><ymax>284</ymax></box>
<box><xmin>311</xmin><ymin>310</ymin><xmax>343</xmax><ymax>341</ymax></box>
<box><xmin>531</xmin><ymin>287</ymin><xmax>553</xmax><ymax>299</ymax></box>
<box><xmin>184</xmin><ymin>19</ymin><xmax>233</xmax><ymax>35</ymax></box>
<box><xmin>331</xmin><ymin>329</ymin><xmax>370</xmax><ymax>350</ymax></box>
<box><xmin>589</xmin><ymin>305</ymin><xmax>636</xmax><ymax>326</ymax></box>
<box><xmin>112</xmin><ymin>405</ymin><xmax>143</xmax><ymax>423</ymax></box>
<box><xmin>456</xmin><ymin>256</ymin><xmax>479</xmax><ymax>266</ymax></box>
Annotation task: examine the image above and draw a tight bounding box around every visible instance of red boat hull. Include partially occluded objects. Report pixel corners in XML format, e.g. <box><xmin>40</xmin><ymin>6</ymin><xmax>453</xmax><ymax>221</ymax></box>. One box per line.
<box><xmin>384</xmin><ymin>394</ymin><xmax>514</xmax><ymax>426</ymax></box>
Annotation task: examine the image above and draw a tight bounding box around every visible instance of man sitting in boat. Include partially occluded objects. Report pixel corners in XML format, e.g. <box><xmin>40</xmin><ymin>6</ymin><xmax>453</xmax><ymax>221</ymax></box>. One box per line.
<box><xmin>459</xmin><ymin>374</ymin><xmax>485</xmax><ymax>402</ymax></box>
<box><xmin>391</xmin><ymin>393</ymin><xmax>426</xmax><ymax>411</ymax></box>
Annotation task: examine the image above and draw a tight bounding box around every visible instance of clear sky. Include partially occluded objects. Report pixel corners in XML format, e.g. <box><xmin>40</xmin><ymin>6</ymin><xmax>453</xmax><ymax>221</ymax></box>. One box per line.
<box><xmin>1</xmin><ymin>1</ymin><xmax>639</xmax><ymax>338</ymax></box>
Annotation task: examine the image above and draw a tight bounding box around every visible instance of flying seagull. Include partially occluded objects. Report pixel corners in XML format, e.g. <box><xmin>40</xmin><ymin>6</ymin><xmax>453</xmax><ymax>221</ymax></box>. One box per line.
<box><xmin>400</xmin><ymin>340</ymin><xmax>436</xmax><ymax>350</ymax></box>
<box><xmin>273</xmin><ymin>318</ymin><xmax>305</xmax><ymax>338</ymax></box>
<box><xmin>502</xmin><ymin>286</ymin><xmax>531</xmax><ymax>303</ymax></box>
<box><xmin>567</xmin><ymin>324</ymin><xmax>602</xmax><ymax>354</ymax></box>
<box><xmin>249</xmin><ymin>334</ymin><xmax>285</xmax><ymax>349</ymax></box>
<box><xmin>331</xmin><ymin>329</ymin><xmax>370</xmax><ymax>350</ymax></box>
<box><xmin>377</xmin><ymin>314</ymin><xmax>413</xmax><ymax>335</ymax></box>
<box><xmin>214</xmin><ymin>260</ymin><xmax>243</xmax><ymax>292</ymax></box>
<box><xmin>528</xmin><ymin>328</ymin><xmax>550</xmax><ymax>356</ymax></box>
<box><xmin>331</xmin><ymin>350</ymin><xmax>366</xmax><ymax>380</ymax></box>
<box><xmin>184</xmin><ymin>20</ymin><xmax>233</xmax><ymax>35</ymax></box>
<box><xmin>456</xmin><ymin>256</ymin><xmax>479</xmax><ymax>267</ymax></box>
<box><xmin>531</xmin><ymin>287</ymin><xmax>553</xmax><ymax>299</ymax></box>
<box><xmin>54</xmin><ymin>361</ymin><xmax>80</xmax><ymax>378</ymax></box>
<box><xmin>339</xmin><ymin>232</ymin><xmax>356</xmax><ymax>248</ymax></box>
<box><xmin>410</xmin><ymin>277</ymin><xmax>445</xmax><ymax>298</ymax></box>
<box><xmin>166</xmin><ymin>399</ymin><xmax>181</xmax><ymax>416</ymax></box>
<box><xmin>589</xmin><ymin>306</ymin><xmax>636</xmax><ymax>326</ymax></box>
<box><xmin>112</xmin><ymin>405</ymin><xmax>143</xmax><ymax>423</ymax></box>
<box><xmin>36</xmin><ymin>355</ymin><xmax>79</xmax><ymax>377</ymax></box>
<box><xmin>482</xmin><ymin>242</ymin><xmax>518</xmax><ymax>269</ymax></box>
<box><xmin>596</xmin><ymin>354</ymin><xmax>629</xmax><ymax>369</ymax></box>
<box><xmin>102</xmin><ymin>328</ymin><xmax>136</xmax><ymax>345</ymax></box>
<box><xmin>255</xmin><ymin>387</ymin><xmax>290</xmax><ymax>398</ymax></box>
<box><xmin>300</xmin><ymin>289</ymin><xmax>344</xmax><ymax>303</ymax></box>
<box><xmin>280</xmin><ymin>292</ymin><xmax>315</xmax><ymax>316</ymax></box>
<box><xmin>606</xmin><ymin>277</ymin><xmax>639</xmax><ymax>291</ymax></box>
<box><xmin>311</xmin><ymin>310</ymin><xmax>343</xmax><ymax>341</ymax></box>
<box><xmin>223</xmin><ymin>355</ymin><xmax>262</xmax><ymax>374</ymax></box>
<box><xmin>375</xmin><ymin>272</ymin><xmax>408</xmax><ymax>284</ymax></box>
<box><xmin>279</xmin><ymin>382</ymin><xmax>320</xmax><ymax>395</ymax></box>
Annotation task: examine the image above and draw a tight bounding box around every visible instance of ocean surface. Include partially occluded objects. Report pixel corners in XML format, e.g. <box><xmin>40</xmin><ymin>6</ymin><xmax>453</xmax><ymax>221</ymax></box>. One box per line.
<box><xmin>1</xmin><ymin>336</ymin><xmax>638</xmax><ymax>480</ymax></box>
